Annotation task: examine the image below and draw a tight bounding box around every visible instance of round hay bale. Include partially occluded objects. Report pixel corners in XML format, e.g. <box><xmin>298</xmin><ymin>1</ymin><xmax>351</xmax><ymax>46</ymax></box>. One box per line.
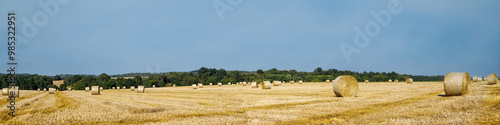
<box><xmin>85</xmin><ymin>87</ymin><xmax>90</xmax><ymax>92</ymax></box>
<box><xmin>137</xmin><ymin>85</ymin><xmax>145</xmax><ymax>93</ymax></box>
<box><xmin>406</xmin><ymin>78</ymin><xmax>413</xmax><ymax>84</ymax></box>
<box><xmin>251</xmin><ymin>82</ymin><xmax>258</xmax><ymax>88</ymax></box>
<box><xmin>131</xmin><ymin>86</ymin><xmax>135</xmax><ymax>91</ymax></box>
<box><xmin>242</xmin><ymin>82</ymin><xmax>247</xmax><ymax>86</ymax></box>
<box><xmin>49</xmin><ymin>88</ymin><xmax>56</xmax><ymax>94</ymax></box>
<box><xmin>100</xmin><ymin>87</ymin><xmax>103</xmax><ymax>90</ymax></box>
<box><xmin>472</xmin><ymin>76</ymin><xmax>478</xmax><ymax>82</ymax></box>
<box><xmin>198</xmin><ymin>83</ymin><xmax>203</xmax><ymax>88</ymax></box>
<box><xmin>2</xmin><ymin>88</ymin><xmax>9</xmax><ymax>96</ymax></box>
<box><xmin>479</xmin><ymin>77</ymin><xmax>483</xmax><ymax>81</ymax></box>
<box><xmin>112</xmin><ymin>87</ymin><xmax>115</xmax><ymax>90</ymax></box>
<box><xmin>117</xmin><ymin>87</ymin><xmax>120</xmax><ymax>89</ymax></box>
<box><xmin>209</xmin><ymin>83</ymin><xmax>213</xmax><ymax>86</ymax></box>
<box><xmin>388</xmin><ymin>79</ymin><xmax>392</xmax><ymax>83</ymax></box>
<box><xmin>395</xmin><ymin>80</ymin><xmax>399</xmax><ymax>82</ymax></box>
<box><xmin>10</xmin><ymin>86</ymin><xmax>19</xmax><ymax>97</ymax></box>
<box><xmin>261</xmin><ymin>81</ymin><xmax>272</xmax><ymax>89</ymax></box>
<box><xmin>299</xmin><ymin>80</ymin><xmax>303</xmax><ymax>84</ymax></box>
<box><xmin>290</xmin><ymin>81</ymin><xmax>295</xmax><ymax>84</ymax></box>
<box><xmin>272</xmin><ymin>81</ymin><xmax>281</xmax><ymax>86</ymax></box>
<box><xmin>228</xmin><ymin>82</ymin><xmax>231</xmax><ymax>85</ymax></box>
<box><xmin>44</xmin><ymin>88</ymin><xmax>47</xmax><ymax>92</ymax></box>
<box><xmin>37</xmin><ymin>88</ymin><xmax>41</xmax><ymax>91</ymax></box>
<box><xmin>364</xmin><ymin>80</ymin><xmax>369</xmax><ymax>83</ymax></box>
<box><xmin>123</xmin><ymin>86</ymin><xmax>126</xmax><ymax>89</ymax></box>
<box><xmin>192</xmin><ymin>84</ymin><xmax>197</xmax><ymax>89</ymax></box>
<box><xmin>332</xmin><ymin>75</ymin><xmax>359</xmax><ymax>97</ymax></box>
<box><xmin>218</xmin><ymin>82</ymin><xmax>222</xmax><ymax>87</ymax></box>
<box><xmin>152</xmin><ymin>85</ymin><xmax>155</xmax><ymax>88</ymax></box>
<box><xmin>486</xmin><ymin>73</ymin><xmax>498</xmax><ymax>85</ymax></box>
<box><xmin>91</xmin><ymin>86</ymin><xmax>100</xmax><ymax>95</ymax></box>
<box><xmin>173</xmin><ymin>84</ymin><xmax>176</xmax><ymax>87</ymax></box>
<box><xmin>444</xmin><ymin>72</ymin><xmax>471</xmax><ymax>96</ymax></box>
<box><xmin>326</xmin><ymin>80</ymin><xmax>330</xmax><ymax>83</ymax></box>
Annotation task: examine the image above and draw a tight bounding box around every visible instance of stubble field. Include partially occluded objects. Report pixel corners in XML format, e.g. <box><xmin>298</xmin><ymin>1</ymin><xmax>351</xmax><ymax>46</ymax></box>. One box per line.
<box><xmin>0</xmin><ymin>81</ymin><xmax>499</xmax><ymax>124</ymax></box>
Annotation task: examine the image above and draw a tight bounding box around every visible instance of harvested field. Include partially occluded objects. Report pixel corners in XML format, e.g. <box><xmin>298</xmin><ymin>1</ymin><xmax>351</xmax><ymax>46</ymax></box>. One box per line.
<box><xmin>0</xmin><ymin>82</ymin><xmax>498</xmax><ymax>124</ymax></box>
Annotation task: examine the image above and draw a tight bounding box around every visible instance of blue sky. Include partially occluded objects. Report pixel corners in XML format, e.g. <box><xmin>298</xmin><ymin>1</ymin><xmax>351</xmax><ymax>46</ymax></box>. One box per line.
<box><xmin>0</xmin><ymin>0</ymin><xmax>499</xmax><ymax>77</ymax></box>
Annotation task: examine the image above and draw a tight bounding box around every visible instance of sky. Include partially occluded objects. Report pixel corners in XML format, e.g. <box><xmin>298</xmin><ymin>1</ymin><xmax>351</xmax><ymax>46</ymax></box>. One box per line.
<box><xmin>0</xmin><ymin>0</ymin><xmax>499</xmax><ymax>77</ymax></box>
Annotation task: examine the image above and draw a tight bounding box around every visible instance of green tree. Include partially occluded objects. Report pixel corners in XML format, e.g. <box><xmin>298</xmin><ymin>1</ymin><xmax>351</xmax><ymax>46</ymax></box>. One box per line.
<box><xmin>98</xmin><ymin>73</ymin><xmax>111</xmax><ymax>83</ymax></box>
<box><xmin>314</xmin><ymin>67</ymin><xmax>323</xmax><ymax>75</ymax></box>
<box><xmin>133</xmin><ymin>75</ymin><xmax>142</xmax><ymax>86</ymax></box>
<box><xmin>53</xmin><ymin>75</ymin><xmax>62</xmax><ymax>80</ymax></box>
<box><xmin>256</xmin><ymin>69</ymin><xmax>264</xmax><ymax>75</ymax></box>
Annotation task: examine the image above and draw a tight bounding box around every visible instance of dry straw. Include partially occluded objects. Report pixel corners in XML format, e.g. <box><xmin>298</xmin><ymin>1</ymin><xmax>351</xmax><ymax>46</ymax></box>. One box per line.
<box><xmin>290</xmin><ymin>81</ymin><xmax>295</xmax><ymax>84</ymax></box>
<box><xmin>326</xmin><ymin>80</ymin><xmax>330</xmax><ymax>83</ymax></box>
<box><xmin>472</xmin><ymin>76</ymin><xmax>478</xmax><ymax>82</ymax></box>
<box><xmin>2</xmin><ymin>88</ymin><xmax>9</xmax><ymax>96</ymax></box>
<box><xmin>299</xmin><ymin>80</ymin><xmax>303</xmax><ymax>84</ymax></box>
<box><xmin>152</xmin><ymin>85</ymin><xmax>155</xmax><ymax>88</ymax></box>
<box><xmin>486</xmin><ymin>73</ymin><xmax>498</xmax><ymax>85</ymax></box>
<box><xmin>85</xmin><ymin>87</ymin><xmax>90</xmax><ymax>92</ymax></box>
<box><xmin>242</xmin><ymin>82</ymin><xmax>247</xmax><ymax>86</ymax></box>
<box><xmin>112</xmin><ymin>87</ymin><xmax>115</xmax><ymax>89</ymax></box>
<box><xmin>173</xmin><ymin>84</ymin><xmax>176</xmax><ymax>87</ymax></box>
<box><xmin>406</xmin><ymin>78</ymin><xmax>413</xmax><ymax>84</ymax></box>
<box><xmin>261</xmin><ymin>81</ymin><xmax>272</xmax><ymax>89</ymax></box>
<box><xmin>218</xmin><ymin>82</ymin><xmax>222</xmax><ymax>87</ymax></box>
<box><xmin>37</xmin><ymin>88</ymin><xmax>40</xmax><ymax>91</ymax></box>
<box><xmin>388</xmin><ymin>79</ymin><xmax>392</xmax><ymax>83</ymax></box>
<box><xmin>192</xmin><ymin>84</ymin><xmax>197</xmax><ymax>89</ymax></box>
<box><xmin>251</xmin><ymin>82</ymin><xmax>258</xmax><ymax>88</ymax></box>
<box><xmin>123</xmin><ymin>86</ymin><xmax>126</xmax><ymax>89</ymax></box>
<box><xmin>209</xmin><ymin>83</ymin><xmax>213</xmax><ymax>86</ymax></box>
<box><xmin>91</xmin><ymin>86</ymin><xmax>100</xmax><ymax>95</ymax></box>
<box><xmin>117</xmin><ymin>87</ymin><xmax>120</xmax><ymax>89</ymax></box>
<box><xmin>198</xmin><ymin>83</ymin><xmax>203</xmax><ymax>88</ymax></box>
<box><xmin>395</xmin><ymin>80</ymin><xmax>399</xmax><ymax>82</ymax></box>
<box><xmin>100</xmin><ymin>87</ymin><xmax>103</xmax><ymax>90</ymax></box>
<box><xmin>131</xmin><ymin>86</ymin><xmax>135</xmax><ymax>91</ymax></box>
<box><xmin>137</xmin><ymin>85</ymin><xmax>145</xmax><ymax>93</ymax></box>
<box><xmin>364</xmin><ymin>80</ymin><xmax>369</xmax><ymax>83</ymax></box>
<box><xmin>228</xmin><ymin>82</ymin><xmax>232</xmax><ymax>85</ymax></box>
<box><xmin>49</xmin><ymin>88</ymin><xmax>55</xmax><ymax>94</ymax></box>
<box><xmin>332</xmin><ymin>75</ymin><xmax>359</xmax><ymax>97</ymax></box>
<box><xmin>444</xmin><ymin>72</ymin><xmax>471</xmax><ymax>96</ymax></box>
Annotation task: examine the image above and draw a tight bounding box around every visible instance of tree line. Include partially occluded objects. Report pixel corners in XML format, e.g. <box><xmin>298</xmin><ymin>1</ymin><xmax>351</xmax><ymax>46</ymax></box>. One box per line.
<box><xmin>0</xmin><ymin>67</ymin><xmax>444</xmax><ymax>90</ymax></box>
<box><xmin>0</xmin><ymin>74</ymin><xmax>58</xmax><ymax>90</ymax></box>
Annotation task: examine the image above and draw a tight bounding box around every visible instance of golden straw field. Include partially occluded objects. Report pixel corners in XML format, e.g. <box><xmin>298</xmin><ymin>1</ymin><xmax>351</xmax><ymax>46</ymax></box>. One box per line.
<box><xmin>0</xmin><ymin>81</ymin><xmax>499</xmax><ymax>124</ymax></box>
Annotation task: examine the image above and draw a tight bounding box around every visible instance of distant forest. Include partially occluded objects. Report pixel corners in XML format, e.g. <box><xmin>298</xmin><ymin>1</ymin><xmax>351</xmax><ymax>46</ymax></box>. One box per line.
<box><xmin>0</xmin><ymin>67</ymin><xmax>444</xmax><ymax>90</ymax></box>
